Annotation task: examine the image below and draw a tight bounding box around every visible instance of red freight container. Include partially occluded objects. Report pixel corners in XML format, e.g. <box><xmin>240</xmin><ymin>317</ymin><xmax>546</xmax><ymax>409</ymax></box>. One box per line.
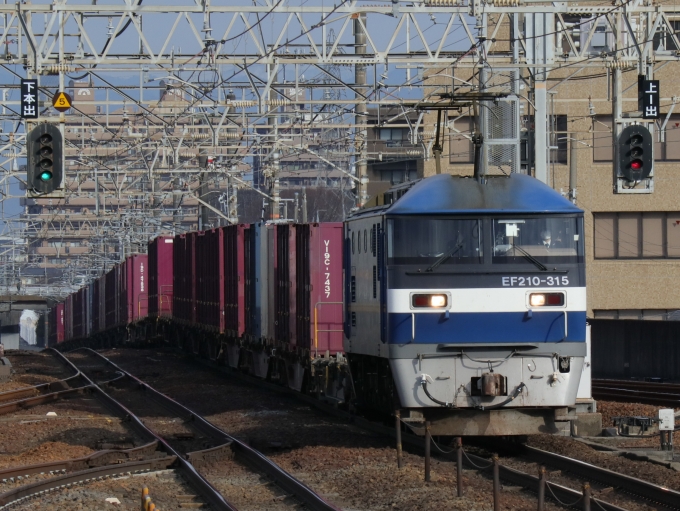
<box><xmin>65</xmin><ymin>294</ymin><xmax>74</xmax><ymax>341</ymax></box>
<box><xmin>307</xmin><ymin>223</ymin><xmax>343</xmax><ymax>355</ymax></box>
<box><xmin>149</xmin><ymin>236</ymin><xmax>174</xmax><ymax>318</ymax></box>
<box><xmin>196</xmin><ymin>229</ymin><xmax>224</xmax><ymax>331</ymax></box>
<box><xmin>288</xmin><ymin>226</ymin><xmax>297</xmax><ymax>345</ymax></box>
<box><xmin>92</xmin><ymin>279</ymin><xmax>100</xmax><ymax>334</ymax></box>
<box><xmin>173</xmin><ymin>234</ymin><xmax>187</xmax><ymax>323</ymax></box>
<box><xmin>224</xmin><ymin>224</ymin><xmax>247</xmax><ymax>336</ymax></box>
<box><xmin>125</xmin><ymin>254</ymin><xmax>148</xmax><ymax>323</ymax></box>
<box><xmin>57</xmin><ymin>303</ymin><xmax>65</xmax><ymax>343</ymax></box>
<box><xmin>72</xmin><ymin>288</ymin><xmax>85</xmax><ymax>339</ymax></box>
<box><xmin>48</xmin><ymin>303</ymin><xmax>65</xmax><ymax>345</ymax></box>
<box><xmin>48</xmin><ymin>307</ymin><xmax>55</xmax><ymax>345</ymax></box>
<box><xmin>117</xmin><ymin>261</ymin><xmax>128</xmax><ymax>326</ymax></box>
<box><xmin>173</xmin><ymin>233</ymin><xmax>197</xmax><ymax>324</ymax></box>
<box><xmin>244</xmin><ymin>225</ymin><xmax>256</xmax><ymax>336</ymax></box>
<box><xmin>275</xmin><ymin>224</ymin><xmax>291</xmax><ymax>342</ymax></box>
<box><xmin>105</xmin><ymin>264</ymin><xmax>121</xmax><ymax>329</ymax></box>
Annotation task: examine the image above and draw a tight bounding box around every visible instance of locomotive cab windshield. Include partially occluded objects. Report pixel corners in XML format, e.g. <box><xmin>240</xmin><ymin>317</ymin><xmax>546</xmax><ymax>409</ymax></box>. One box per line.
<box><xmin>387</xmin><ymin>215</ymin><xmax>584</xmax><ymax>270</ymax></box>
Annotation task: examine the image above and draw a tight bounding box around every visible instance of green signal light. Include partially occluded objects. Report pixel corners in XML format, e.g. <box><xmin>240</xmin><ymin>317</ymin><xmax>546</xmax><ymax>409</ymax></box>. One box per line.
<box><xmin>39</xmin><ymin>170</ymin><xmax>53</xmax><ymax>182</ymax></box>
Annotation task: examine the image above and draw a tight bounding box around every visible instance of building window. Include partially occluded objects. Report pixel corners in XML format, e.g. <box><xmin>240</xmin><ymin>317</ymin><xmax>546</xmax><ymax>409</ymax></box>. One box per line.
<box><xmin>594</xmin><ymin>212</ymin><xmax>680</xmax><ymax>258</ymax></box>
<box><xmin>550</xmin><ymin>115</ymin><xmax>568</xmax><ymax>165</ymax></box>
<box><xmin>379</xmin><ymin>128</ymin><xmax>408</xmax><ymax>142</ymax></box>
<box><xmin>449</xmin><ymin>116</ymin><xmax>473</xmax><ymax>164</ymax></box>
<box><xmin>593</xmin><ymin>309</ymin><xmax>680</xmax><ymax>321</ymax></box>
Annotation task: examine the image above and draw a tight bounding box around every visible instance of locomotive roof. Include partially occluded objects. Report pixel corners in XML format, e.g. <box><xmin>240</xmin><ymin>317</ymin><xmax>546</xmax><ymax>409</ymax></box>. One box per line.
<box><xmin>386</xmin><ymin>173</ymin><xmax>582</xmax><ymax>216</ymax></box>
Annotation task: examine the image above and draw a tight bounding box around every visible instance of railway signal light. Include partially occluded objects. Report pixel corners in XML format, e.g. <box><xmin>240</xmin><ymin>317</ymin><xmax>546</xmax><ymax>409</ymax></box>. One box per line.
<box><xmin>617</xmin><ymin>124</ymin><xmax>653</xmax><ymax>182</ymax></box>
<box><xmin>26</xmin><ymin>124</ymin><xmax>63</xmax><ymax>195</ymax></box>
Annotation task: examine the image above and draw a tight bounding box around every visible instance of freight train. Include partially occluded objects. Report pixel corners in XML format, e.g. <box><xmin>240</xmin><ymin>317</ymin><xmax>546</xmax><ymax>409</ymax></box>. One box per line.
<box><xmin>49</xmin><ymin>173</ymin><xmax>590</xmax><ymax>436</ymax></box>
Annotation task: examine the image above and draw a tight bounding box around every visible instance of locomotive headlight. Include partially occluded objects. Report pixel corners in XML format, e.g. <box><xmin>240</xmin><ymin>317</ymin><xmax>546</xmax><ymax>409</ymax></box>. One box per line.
<box><xmin>412</xmin><ymin>293</ymin><xmax>448</xmax><ymax>308</ymax></box>
<box><xmin>529</xmin><ymin>293</ymin><xmax>546</xmax><ymax>307</ymax></box>
<box><xmin>529</xmin><ymin>292</ymin><xmax>565</xmax><ymax>307</ymax></box>
<box><xmin>430</xmin><ymin>294</ymin><xmax>447</xmax><ymax>307</ymax></box>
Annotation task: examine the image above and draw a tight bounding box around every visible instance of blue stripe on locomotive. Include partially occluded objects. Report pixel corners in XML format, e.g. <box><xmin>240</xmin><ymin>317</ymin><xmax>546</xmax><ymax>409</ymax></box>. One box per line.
<box><xmin>387</xmin><ymin>311</ymin><xmax>587</xmax><ymax>344</ymax></box>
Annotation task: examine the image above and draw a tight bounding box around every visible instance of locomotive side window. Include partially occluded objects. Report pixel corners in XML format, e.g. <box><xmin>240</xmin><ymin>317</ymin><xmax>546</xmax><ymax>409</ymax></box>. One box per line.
<box><xmin>386</xmin><ymin>217</ymin><xmax>483</xmax><ymax>265</ymax></box>
<box><xmin>352</xmin><ymin>231</ymin><xmax>355</xmax><ymax>254</ymax></box>
<box><xmin>492</xmin><ymin>216</ymin><xmax>584</xmax><ymax>265</ymax></box>
<box><xmin>364</xmin><ymin>230</ymin><xmax>368</xmax><ymax>254</ymax></box>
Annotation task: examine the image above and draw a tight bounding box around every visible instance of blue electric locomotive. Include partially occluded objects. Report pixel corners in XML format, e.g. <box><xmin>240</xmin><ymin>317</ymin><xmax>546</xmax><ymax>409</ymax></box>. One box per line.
<box><xmin>345</xmin><ymin>173</ymin><xmax>588</xmax><ymax>435</ymax></box>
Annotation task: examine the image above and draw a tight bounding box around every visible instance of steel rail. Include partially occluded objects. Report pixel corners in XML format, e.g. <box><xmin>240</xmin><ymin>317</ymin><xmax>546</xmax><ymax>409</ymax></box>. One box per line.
<box><xmin>63</xmin><ymin>348</ymin><xmax>343</xmax><ymax>511</ymax></box>
<box><xmin>0</xmin><ymin>361</ymin><xmax>81</xmax><ymax>403</ymax></box>
<box><xmin>0</xmin><ymin>386</ymin><xmax>91</xmax><ymax>415</ymax></box>
<box><xmin>593</xmin><ymin>379</ymin><xmax>680</xmax><ymax>392</ymax></box>
<box><xmin>592</xmin><ymin>386</ymin><xmax>680</xmax><ymax>407</ymax></box>
<box><xmin>0</xmin><ymin>374</ymin><xmax>81</xmax><ymax>403</ymax></box>
<box><xmin>182</xmin><ymin>353</ymin><xmax>673</xmax><ymax>511</ymax></box>
<box><xmin>0</xmin><ymin>441</ymin><xmax>160</xmax><ymax>481</ymax></box>
<box><xmin>459</xmin><ymin>450</ymin><xmax>628</xmax><ymax>511</ymax></box>
<box><xmin>520</xmin><ymin>445</ymin><xmax>680</xmax><ymax>509</ymax></box>
<box><xmin>0</xmin><ymin>457</ymin><xmax>177</xmax><ymax>508</ymax></box>
<box><xmin>49</xmin><ymin>349</ymin><xmax>239</xmax><ymax>511</ymax></box>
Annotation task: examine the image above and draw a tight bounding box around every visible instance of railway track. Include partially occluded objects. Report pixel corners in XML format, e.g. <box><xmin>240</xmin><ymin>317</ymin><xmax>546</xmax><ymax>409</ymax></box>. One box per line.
<box><xmin>592</xmin><ymin>379</ymin><xmax>680</xmax><ymax>407</ymax></box>
<box><xmin>10</xmin><ymin>347</ymin><xmax>678</xmax><ymax>510</ymax></box>
<box><xmin>182</xmin><ymin>351</ymin><xmax>680</xmax><ymax>510</ymax></box>
<box><xmin>61</xmin><ymin>348</ymin><xmax>342</xmax><ymax>511</ymax></box>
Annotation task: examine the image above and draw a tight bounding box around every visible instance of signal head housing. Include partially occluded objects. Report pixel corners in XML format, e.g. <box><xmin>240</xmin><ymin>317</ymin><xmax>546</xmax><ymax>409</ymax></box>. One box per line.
<box><xmin>27</xmin><ymin>124</ymin><xmax>63</xmax><ymax>196</ymax></box>
<box><xmin>617</xmin><ymin>124</ymin><xmax>653</xmax><ymax>183</ymax></box>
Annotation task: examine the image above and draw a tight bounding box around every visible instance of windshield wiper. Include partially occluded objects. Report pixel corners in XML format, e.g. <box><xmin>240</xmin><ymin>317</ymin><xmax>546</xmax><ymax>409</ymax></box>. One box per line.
<box><xmin>426</xmin><ymin>242</ymin><xmax>463</xmax><ymax>272</ymax></box>
<box><xmin>511</xmin><ymin>244</ymin><xmax>548</xmax><ymax>271</ymax></box>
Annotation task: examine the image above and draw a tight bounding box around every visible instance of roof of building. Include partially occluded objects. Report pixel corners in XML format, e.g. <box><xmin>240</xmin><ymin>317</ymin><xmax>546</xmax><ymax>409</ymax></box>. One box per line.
<box><xmin>386</xmin><ymin>173</ymin><xmax>583</xmax><ymax>215</ymax></box>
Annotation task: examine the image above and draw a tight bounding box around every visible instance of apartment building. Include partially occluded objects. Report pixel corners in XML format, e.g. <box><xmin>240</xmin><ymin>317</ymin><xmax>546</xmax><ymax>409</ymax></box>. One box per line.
<box><xmin>21</xmin><ymin>81</ymin><xmax>212</xmax><ymax>290</ymax></box>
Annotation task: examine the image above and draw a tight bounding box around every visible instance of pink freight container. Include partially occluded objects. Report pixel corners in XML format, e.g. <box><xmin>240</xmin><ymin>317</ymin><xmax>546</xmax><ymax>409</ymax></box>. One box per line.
<box><xmin>48</xmin><ymin>303</ymin><xmax>65</xmax><ymax>345</ymax></box>
<box><xmin>125</xmin><ymin>254</ymin><xmax>149</xmax><ymax>323</ymax></box>
<box><xmin>307</xmin><ymin>223</ymin><xmax>344</xmax><ymax>355</ymax></box>
<box><xmin>224</xmin><ymin>224</ymin><xmax>247</xmax><ymax>336</ymax></box>
<box><xmin>149</xmin><ymin>236</ymin><xmax>174</xmax><ymax>318</ymax></box>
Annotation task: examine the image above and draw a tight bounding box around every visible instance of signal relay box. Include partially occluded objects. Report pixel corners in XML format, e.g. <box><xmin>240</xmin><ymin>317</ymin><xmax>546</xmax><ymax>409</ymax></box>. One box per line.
<box><xmin>658</xmin><ymin>409</ymin><xmax>675</xmax><ymax>431</ymax></box>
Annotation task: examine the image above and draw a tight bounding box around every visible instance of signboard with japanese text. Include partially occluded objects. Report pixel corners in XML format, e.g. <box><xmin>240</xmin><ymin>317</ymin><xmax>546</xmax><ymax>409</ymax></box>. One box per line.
<box><xmin>20</xmin><ymin>79</ymin><xmax>38</xmax><ymax>119</ymax></box>
<box><xmin>638</xmin><ymin>77</ymin><xmax>660</xmax><ymax>119</ymax></box>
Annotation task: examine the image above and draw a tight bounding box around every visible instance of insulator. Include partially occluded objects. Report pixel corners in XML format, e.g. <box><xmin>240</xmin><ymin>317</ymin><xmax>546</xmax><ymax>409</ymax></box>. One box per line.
<box><xmin>487</xmin><ymin>0</ymin><xmax>521</xmax><ymax>5</ymax></box>
<box><xmin>42</xmin><ymin>64</ymin><xmax>74</xmax><ymax>74</ymax></box>
<box><xmin>225</xmin><ymin>100</ymin><xmax>257</xmax><ymax>108</ymax></box>
<box><xmin>605</xmin><ymin>60</ymin><xmax>636</xmax><ymax>69</ymax></box>
<box><xmin>424</xmin><ymin>0</ymin><xmax>462</xmax><ymax>5</ymax></box>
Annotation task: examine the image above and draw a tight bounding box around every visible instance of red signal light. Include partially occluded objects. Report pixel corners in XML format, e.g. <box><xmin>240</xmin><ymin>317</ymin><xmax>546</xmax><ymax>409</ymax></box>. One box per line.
<box><xmin>630</xmin><ymin>160</ymin><xmax>643</xmax><ymax>170</ymax></box>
